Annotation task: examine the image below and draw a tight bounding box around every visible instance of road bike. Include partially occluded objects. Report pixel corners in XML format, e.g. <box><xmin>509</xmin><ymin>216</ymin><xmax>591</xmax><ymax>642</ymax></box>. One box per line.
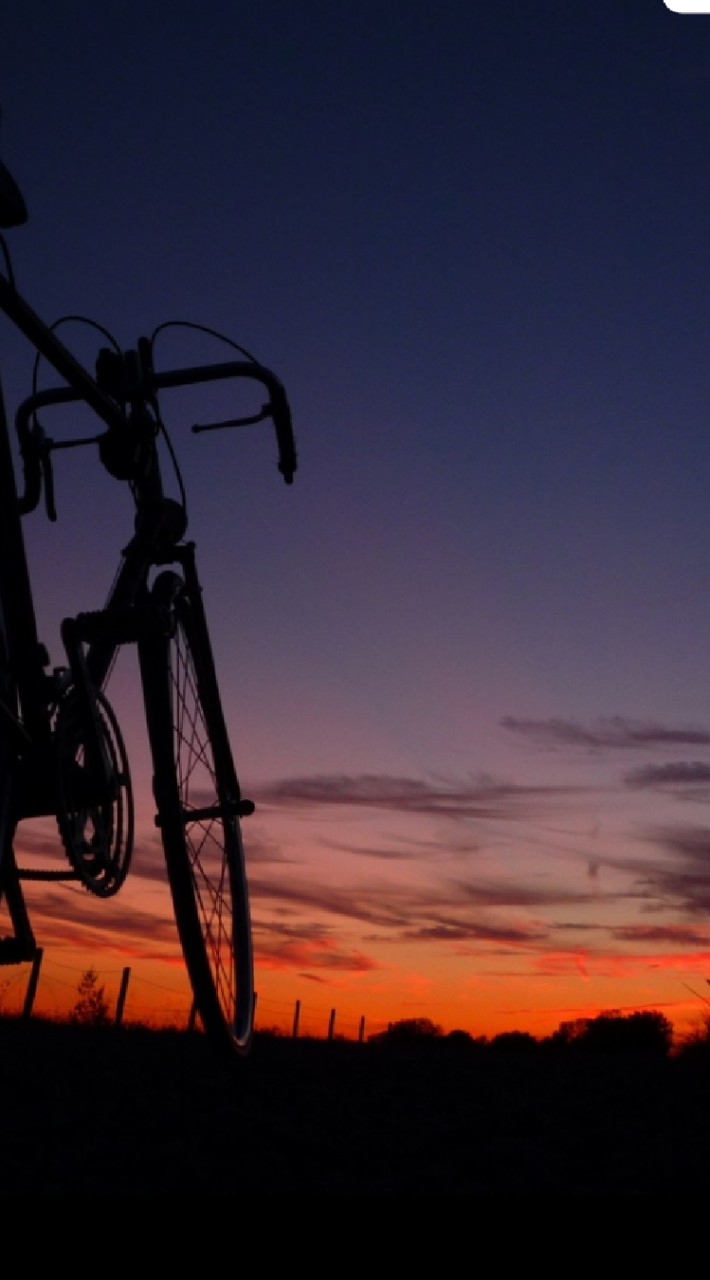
<box><xmin>0</xmin><ymin>126</ymin><xmax>297</xmax><ymax>1056</ymax></box>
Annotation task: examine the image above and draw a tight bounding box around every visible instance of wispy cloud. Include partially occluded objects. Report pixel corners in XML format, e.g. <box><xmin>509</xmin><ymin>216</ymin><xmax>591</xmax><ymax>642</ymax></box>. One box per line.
<box><xmin>610</xmin><ymin>923</ymin><xmax>710</xmax><ymax>947</ymax></box>
<box><xmin>313</xmin><ymin>837</ymin><xmax>436</xmax><ymax>862</ymax></box>
<box><xmin>251</xmin><ymin>874</ymin><xmax>437</xmax><ymax>931</ymax></box>
<box><xmin>258</xmin><ymin>771</ymin><xmax>581</xmax><ymax>820</ymax></box>
<box><xmin>624</xmin><ymin>762</ymin><xmax>710</xmax><ymax>798</ymax></box>
<box><xmin>19</xmin><ymin>885</ymin><xmax>184</xmax><ymax>963</ymax></box>
<box><xmin>635</xmin><ymin>825</ymin><xmax>710</xmax><ymax>917</ymax></box>
<box><xmin>501</xmin><ymin>715</ymin><xmax>710</xmax><ymax>753</ymax></box>
<box><xmin>250</xmin><ymin>864</ymin><xmax>628</xmax><ymax>948</ymax></box>
<box><xmin>252</xmin><ymin>920</ymin><xmax>378</xmax><ymax>975</ymax></box>
<box><xmin>250</xmin><ymin>878</ymin><xmax>561</xmax><ymax>976</ymax></box>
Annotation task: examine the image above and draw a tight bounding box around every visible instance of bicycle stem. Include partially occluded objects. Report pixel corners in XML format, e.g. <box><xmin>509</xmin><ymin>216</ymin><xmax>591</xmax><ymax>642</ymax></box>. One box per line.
<box><xmin>0</xmin><ymin>272</ymin><xmax>126</xmax><ymax>431</ymax></box>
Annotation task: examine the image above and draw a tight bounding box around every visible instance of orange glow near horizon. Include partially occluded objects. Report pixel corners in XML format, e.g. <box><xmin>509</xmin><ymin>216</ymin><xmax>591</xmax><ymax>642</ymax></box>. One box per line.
<box><xmin>4</xmin><ymin>830</ymin><xmax>710</xmax><ymax>1046</ymax></box>
<box><xmin>5</xmin><ymin>757</ymin><xmax>710</xmax><ymax>1048</ymax></box>
<box><xmin>2</xmin><ymin>932</ymin><xmax>707</xmax><ymax>1046</ymax></box>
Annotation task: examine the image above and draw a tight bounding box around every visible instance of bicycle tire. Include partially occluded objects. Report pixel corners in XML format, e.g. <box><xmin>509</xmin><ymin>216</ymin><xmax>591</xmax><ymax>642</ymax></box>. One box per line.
<box><xmin>140</xmin><ymin>570</ymin><xmax>254</xmax><ymax>1055</ymax></box>
<box><xmin>0</xmin><ymin>599</ymin><xmax>17</xmax><ymax>875</ymax></box>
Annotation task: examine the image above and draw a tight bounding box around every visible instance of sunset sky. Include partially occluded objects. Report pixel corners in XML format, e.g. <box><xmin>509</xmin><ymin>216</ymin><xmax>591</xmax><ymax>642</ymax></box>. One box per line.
<box><xmin>3</xmin><ymin>1</ymin><xmax>710</xmax><ymax>1041</ymax></box>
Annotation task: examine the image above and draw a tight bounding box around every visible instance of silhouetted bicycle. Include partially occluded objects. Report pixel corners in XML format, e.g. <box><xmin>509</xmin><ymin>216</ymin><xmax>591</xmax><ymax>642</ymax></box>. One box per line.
<box><xmin>0</xmin><ymin>123</ymin><xmax>297</xmax><ymax>1055</ymax></box>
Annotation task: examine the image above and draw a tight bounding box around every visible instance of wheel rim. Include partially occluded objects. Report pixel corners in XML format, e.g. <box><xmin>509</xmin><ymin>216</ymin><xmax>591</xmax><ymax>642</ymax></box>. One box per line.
<box><xmin>170</xmin><ymin>616</ymin><xmax>252</xmax><ymax>1048</ymax></box>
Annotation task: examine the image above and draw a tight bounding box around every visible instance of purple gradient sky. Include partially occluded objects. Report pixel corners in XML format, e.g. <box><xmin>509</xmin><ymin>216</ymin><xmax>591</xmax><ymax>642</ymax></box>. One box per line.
<box><xmin>3</xmin><ymin>1</ymin><xmax>710</xmax><ymax>1037</ymax></box>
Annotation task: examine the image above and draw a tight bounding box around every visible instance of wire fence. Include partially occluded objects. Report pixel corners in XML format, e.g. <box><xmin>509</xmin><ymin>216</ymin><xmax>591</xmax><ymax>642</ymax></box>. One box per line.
<box><xmin>0</xmin><ymin>948</ymin><xmax>394</xmax><ymax>1042</ymax></box>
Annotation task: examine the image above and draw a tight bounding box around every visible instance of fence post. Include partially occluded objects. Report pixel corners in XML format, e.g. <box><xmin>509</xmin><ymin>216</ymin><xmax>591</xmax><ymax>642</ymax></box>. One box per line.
<box><xmin>328</xmin><ymin>1008</ymin><xmax>336</xmax><ymax>1040</ymax></box>
<box><xmin>292</xmin><ymin>999</ymin><xmax>300</xmax><ymax>1039</ymax></box>
<box><xmin>22</xmin><ymin>948</ymin><xmax>43</xmax><ymax>1019</ymax></box>
<box><xmin>115</xmin><ymin>966</ymin><xmax>130</xmax><ymax>1027</ymax></box>
<box><xmin>358</xmin><ymin>1015</ymin><xmax>365</xmax><ymax>1043</ymax></box>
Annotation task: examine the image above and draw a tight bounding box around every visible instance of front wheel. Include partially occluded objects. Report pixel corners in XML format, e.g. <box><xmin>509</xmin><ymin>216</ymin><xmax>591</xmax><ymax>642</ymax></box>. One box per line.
<box><xmin>140</xmin><ymin>571</ymin><xmax>254</xmax><ymax>1056</ymax></box>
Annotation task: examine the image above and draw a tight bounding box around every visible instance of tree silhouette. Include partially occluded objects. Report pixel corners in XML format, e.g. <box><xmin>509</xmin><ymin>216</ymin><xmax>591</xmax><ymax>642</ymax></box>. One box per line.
<box><xmin>370</xmin><ymin>1017</ymin><xmax>443</xmax><ymax>1044</ymax></box>
<box><xmin>675</xmin><ymin>1014</ymin><xmax>710</xmax><ymax>1061</ymax></box>
<box><xmin>445</xmin><ymin>1029</ymin><xmax>480</xmax><ymax>1049</ymax></box>
<box><xmin>550</xmin><ymin>1010</ymin><xmax>672</xmax><ymax>1056</ymax></box>
<box><xmin>490</xmin><ymin>1030</ymin><xmax>539</xmax><ymax>1052</ymax></box>
<box><xmin>70</xmin><ymin>967</ymin><xmax>111</xmax><ymax>1027</ymax></box>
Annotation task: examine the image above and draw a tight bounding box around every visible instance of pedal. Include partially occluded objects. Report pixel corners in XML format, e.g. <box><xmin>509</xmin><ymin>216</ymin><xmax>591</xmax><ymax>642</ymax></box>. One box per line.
<box><xmin>155</xmin><ymin>797</ymin><xmax>255</xmax><ymax>828</ymax></box>
<box><xmin>0</xmin><ymin>936</ymin><xmax>36</xmax><ymax>966</ymax></box>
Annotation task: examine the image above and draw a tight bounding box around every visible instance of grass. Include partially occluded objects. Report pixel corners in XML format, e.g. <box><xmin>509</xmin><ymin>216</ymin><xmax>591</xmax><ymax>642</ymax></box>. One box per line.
<box><xmin>2</xmin><ymin>1015</ymin><xmax>710</xmax><ymax>1194</ymax></box>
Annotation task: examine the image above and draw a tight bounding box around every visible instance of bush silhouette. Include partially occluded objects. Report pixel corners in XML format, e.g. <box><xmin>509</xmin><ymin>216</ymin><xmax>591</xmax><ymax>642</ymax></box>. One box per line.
<box><xmin>70</xmin><ymin>967</ymin><xmax>111</xmax><ymax>1027</ymax></box>
<box><xmin>370</xmin><ymin>1017</ymin><xmax>443</xmax><ymax>1045</ymax></box>
<box><xmin>444</xmin><ymin>1028</ymin><xmax>479</xmax><ymax>1049</ymax></box>
<box><xmin>490</xmin><ymin>1030</ymin><xmax>539</xmax><ymax>1052</ymax></box>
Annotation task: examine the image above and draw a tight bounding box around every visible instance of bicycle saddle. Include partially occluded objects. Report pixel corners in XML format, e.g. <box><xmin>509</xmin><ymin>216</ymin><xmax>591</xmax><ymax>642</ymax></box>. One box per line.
<box><xmin>0</xmin><ymin>106</ymin><xmax>27</xmax><ymax>227</ymax></box>
<box><xmin>0</xmin><ymin>157</ymin><xmax>27</xmax><ymax>227</ymax></box>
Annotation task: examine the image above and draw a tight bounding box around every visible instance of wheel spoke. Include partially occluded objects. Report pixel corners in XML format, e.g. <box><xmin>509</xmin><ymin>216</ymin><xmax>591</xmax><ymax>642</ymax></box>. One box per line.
<box><xmin>149</xmin><ymin>573</ymin><xmax>253</xmax><ymax>1054</ymax></box>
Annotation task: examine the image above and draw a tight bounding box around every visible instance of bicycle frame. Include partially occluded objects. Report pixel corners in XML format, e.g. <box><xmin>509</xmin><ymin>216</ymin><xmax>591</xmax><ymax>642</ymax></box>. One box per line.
<box><xmin>0</xmin><ymin>264</ymin><xmax>296</xmax><ymax>1016</ymax></box>
<box><xmin>0</xmin><ymin>124</ymin><xmax>297</xmax><ymax>1051</ymax></box>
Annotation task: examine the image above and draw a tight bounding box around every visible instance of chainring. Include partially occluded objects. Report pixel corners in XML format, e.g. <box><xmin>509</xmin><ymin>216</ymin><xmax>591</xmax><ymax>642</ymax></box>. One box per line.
<box><xmin>55</xmin><ymin>687</ymin><xmax>134</xmax><ymax>897</ymax></box>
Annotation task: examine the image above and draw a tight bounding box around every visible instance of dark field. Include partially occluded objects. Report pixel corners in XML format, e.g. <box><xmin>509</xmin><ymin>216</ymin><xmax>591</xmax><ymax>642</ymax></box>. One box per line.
<box><xmin>2</xmin><ymin>1017</ymin><xmax>710</xmax><ymax>1195</ymax></box>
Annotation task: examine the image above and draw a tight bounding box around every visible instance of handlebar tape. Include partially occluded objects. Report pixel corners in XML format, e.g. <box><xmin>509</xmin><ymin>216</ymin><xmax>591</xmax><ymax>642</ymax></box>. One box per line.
<box><xmin>269</xmin><ymin>383</ymin><xmax>297</xmax><ymax>484</ymax></box>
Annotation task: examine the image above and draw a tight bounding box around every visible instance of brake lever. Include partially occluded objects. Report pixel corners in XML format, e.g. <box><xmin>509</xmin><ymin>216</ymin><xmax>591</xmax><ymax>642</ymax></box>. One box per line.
<box><xmin>41</xmin><ymin>438</ymin><xmax>57</xmax><ymax>521</ymax></box>
<box><xmin>17</xmin><ymin>414</ymin><xmax>49</xmax><ymax>516</ymax></box>
<box><xmin>18</xmin><ymin>405</ymin><xmax>107</xmax><ymax>519</ymax></box>
<box><xmin>19</xmin><ymin>414</ymin><xmax>59</xmax><ymax>520</ymax></box>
